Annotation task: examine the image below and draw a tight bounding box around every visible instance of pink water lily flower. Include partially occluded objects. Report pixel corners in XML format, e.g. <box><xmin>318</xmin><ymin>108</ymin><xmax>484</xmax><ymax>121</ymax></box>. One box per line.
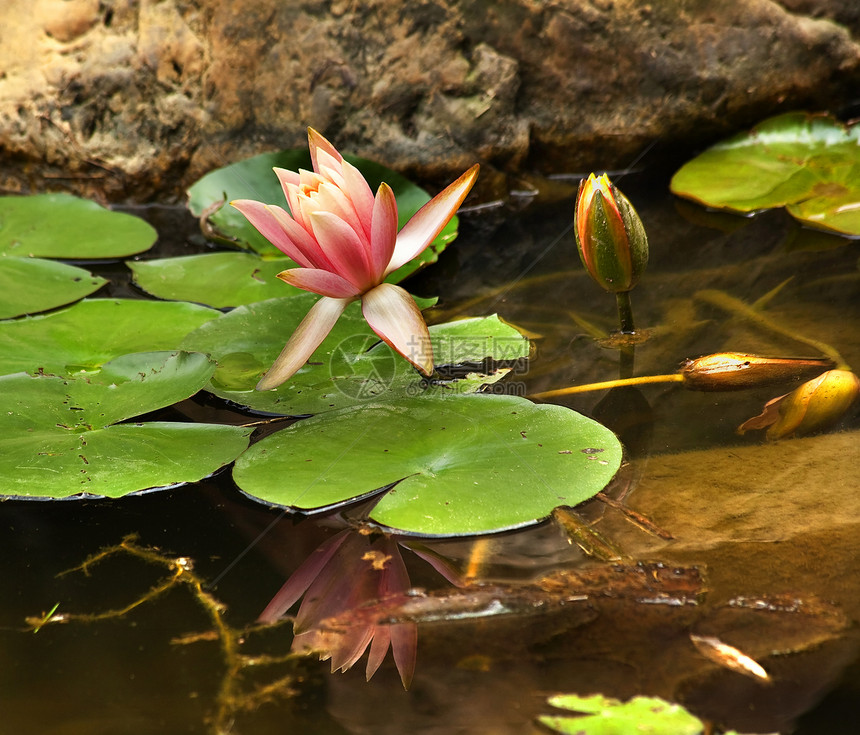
<box><xmin>258</xmin><ymin>530</ymin><xmax>418</xmax><ymax>688</ymax></box>
<box><xmin>232</xmin><ymin>129</ymin><xmax>479</xmax><ymax>390</ymax></box>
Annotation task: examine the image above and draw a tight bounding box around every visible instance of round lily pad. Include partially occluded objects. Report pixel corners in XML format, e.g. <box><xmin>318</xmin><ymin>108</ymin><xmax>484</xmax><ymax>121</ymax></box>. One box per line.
<box><xmin>0</xmin><ymin>351</ymin><xmax>252</xmax><ymax>499</ymax></box>
<box><xmin>186</xmin><ymin>150</ymin><xmax>458</xmax><ymax>280</ymax></box>
<box><xmin>180</xmin><ymin>295</ymin><xmax>528</xmax><ymax>415</ymax></box>
<box><xmin>539</xmin><ymin>694</ymin><xmax>704</xmax><ymax>735</ymax></box>
<box><xmin>0</xmin><ymin>256</ymin><xmax>106</xmax><ymax>319</ymax></box>
<box><xmin>233</xmin><ymin>394</ymin><xmax>622</xmax><ymax>536</ymax></box>
<box><xmin>671</xmin><ymin>112</ymin><xmax>860</xmax><ymax>236</ymax></box>
<box><xmin>128</xmin><ymin>252</ymin><xmax>300</xmax><ymax>307</ymax></box>
<box><xmin>0</xmin><ymin>193</ymin><xmax>157</xmax><ymax>258</ymax></box>
<box><xmin>0</xmin><ymin>298</ymin><xmax>220</xmax><ymax>376</ymax></box>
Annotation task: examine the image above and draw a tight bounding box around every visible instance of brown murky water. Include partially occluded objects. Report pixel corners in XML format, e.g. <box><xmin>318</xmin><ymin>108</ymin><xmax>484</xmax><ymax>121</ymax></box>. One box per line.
<box><xmin>1</xmin><ymin>169</ymin><xmax>858</xmax><ymax>734</ymax></box>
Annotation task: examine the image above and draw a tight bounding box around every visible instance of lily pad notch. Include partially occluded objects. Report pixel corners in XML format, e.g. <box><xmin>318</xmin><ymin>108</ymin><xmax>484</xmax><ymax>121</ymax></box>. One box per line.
<box><xmin>233</xmin><ymin>393</ymin><xmax>623</xmax><ymax>537</ymax></box>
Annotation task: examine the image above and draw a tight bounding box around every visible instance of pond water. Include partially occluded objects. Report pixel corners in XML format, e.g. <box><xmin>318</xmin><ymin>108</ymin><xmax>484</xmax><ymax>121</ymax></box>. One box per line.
<box><xmin>2</xmin><ymin>164</ymin><xmax>858</xmax><ymax>734</ymax></box>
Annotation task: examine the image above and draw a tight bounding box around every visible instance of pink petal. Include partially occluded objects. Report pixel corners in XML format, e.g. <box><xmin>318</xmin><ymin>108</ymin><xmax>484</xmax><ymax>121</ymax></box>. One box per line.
<box><xmin>314</xmin><ymin>182</ymin><xmax>369</xmax><ymax>247</ymax></box>
<box><xmin>369</xmin><ymin>183</ymin><xmax>398</xmax><ymax>282</ymax></box>
<box><xmin>341</xmin><ymin>159</ymin><xmax>376</xmax><ymax>237</ymax></box>
<box><xmin>308</xmin><ymin>127</ymin><xmax>343</xmax><ymax>171</ymax></box>
<box><xmin>377</xmin><ymin>538</ymin><xmax>417</xmax><ymax>688</ymax></box>
<box><xmin>277</xmin><ymin>268</ymin><xmax>362</xmax><ymax>299</ymax></box>
<box><xmin>283</xmin><ymin>181</ymin><xmax>315</xmax><ymax>231</ymax></box>
<box><xmin>390</xmin><ymin>622</ymin><xmax>417</xmax><ymax>689</ymax></box>
<box><xmin>230</xmin><ymin>199</ymin><xmax>313</xmax><ymax>267</ymax></box>
<box><xmin>331</xmin><ymin>627</ymin><xmax>375</xmax><ymax>673</ymax></box>
<box><xmin>387</xmin><ymin>164</ymin><xmax>479</xmax><ymax>274</ymax></box>
<box><xmin>257</xmin><ymin>530</ymin><xmax>351</xmax><ymax>623</ymax></box>
<box><xmin>297</xmin><ymin>168</ymin><xmax>326</xmax><ymax>192</ymax></box>
<box><xmin>267</xmin><ymin>205</ymin><xmax>335</xmax><ymax>271</ymax></box>
<box><xmin>295</xmin><ymin>533</ymin><xmax>374</xmax><ymax>631</ymax></box>
<box><xmin>361</xmin><ymin>283</ymin><xmax>433</xmax><ymax>376</ymax></box>
<box><xmin>310</xmin><ymin>211</ymin><xmax>375</xmax><ymax>290</ymax></box>
<box><xmin>365</xmin><ymin>625</ymin><xmax>392</xmax><ymax>680</ymax></box>
<box><xmin>256</xmin><ymin>296</ymin><xmax>351</xmax><ymax>390</ymax></box>
<box><xmin>405</xmin><ymin>542</ymin><xmax>467</xmax><ymax>587</ymax></box>
<box><xmin>273</xmin><ymin>166</ymin><xmax>300</xmax><ymax>193</ymax></box>
<box><xmin>317</xmin><ymin>156</ymin><xmax>347</xmax><ymax>189</ymax></box>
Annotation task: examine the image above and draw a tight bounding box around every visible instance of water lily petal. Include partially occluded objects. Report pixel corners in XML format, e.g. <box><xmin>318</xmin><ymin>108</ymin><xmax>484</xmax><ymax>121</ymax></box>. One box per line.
<box><xmin>387</xmin><ymin>164</ymin><xmax>479</xmax><ymax>273</ymax></box>
<box><xmin>297</xmin><ymin>168</ymin><xmax>326</xmax><ymax>192</ymax></box>
<box><xmin>361</xmin><ymin>283</ymin><xmax>433</xmax><ymax>376</ymax></box>
<box><xmin>267</xmin><ymin>205</ymin><xmax>335</xmax><ymax>271</ymax></box>
<box><xmin>318</xmin><ymin>160</ymin><xmax>348</xmax><ymax>190</ymax></box>
<box><xmin>342</xmin><ymin>159</ymin><xmax>376</xmax><ymax>236</ymax></box>
<box><xmin>295</xmin><ymin>533</ymin><xmax>374</xmax><ymax>632</ymax></box>
<box><xmin>273</xmin><ymin>166</ymin><xmax>300</xmax><ymax>194</ymax></box>
<box><xmin>230</xmin><ymin>200</ymin><xmax>314</xmax><ymax>266</ymax></box>
<box><xmin>277</xmin><ymin>268</ymin><xmax>362</xmax><ymax>299</ymax></box>
<box><xmin>282</xmin><ymin>181</ymin><xmax>316</xmax><ymax>232</ymax></box>
<box><xmin>315</xmin><ymin>181</ymin><xmax>369</xmax><ymax>247</ymax></box>
<box><xmin>370</xmin><ymin>183</ymin><xmax>398</xmax><ymax>281</ymax></box>
<box><xmin>390</xmin><ymin>622</ymin><xmax>417</xmax><ymax>689</ymax></box>
<box><xmin>258</xmin><ymin>530</ymin><xmax>351</xmax><ymax>624</ymax></box>
<box><xmin>377</xmin><ymin>538</ymin><xmax>416</xmax><ymax>689</ymax></box>
<box><xmin>310</xmin><ymin>210</ymin><xmax>374</xmax><ymax>290</ymax></box>
<box><xmin>365</xmin><ymin>625</ymin><xmax>391</xmax><ymax>681</ymax></box>
<box><xmin>256</xmin><ymin>296</ymin><xmax>351</xmax><ymax>390</ymax></box>
<box><xmin>308</xmin><ymin>127</ymin><xmax>343</xmax><ymax>171</ymax></box>
<box><xmin>331</xmin><ymin>627</ymin><xmax>376</xmax><ymax>673</ymax></box>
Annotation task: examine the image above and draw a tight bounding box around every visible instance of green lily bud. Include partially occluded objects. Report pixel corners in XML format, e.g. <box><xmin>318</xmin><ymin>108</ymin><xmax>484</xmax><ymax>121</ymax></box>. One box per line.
<box><xmin>738</xmin><ymin>369</ymin><xmax>860</xmax><ymax>440</ymax></box>
<box><xmin>575</xmin><ymin>173</ymin><xmax>649</xmax><ymax>293</ymax></box>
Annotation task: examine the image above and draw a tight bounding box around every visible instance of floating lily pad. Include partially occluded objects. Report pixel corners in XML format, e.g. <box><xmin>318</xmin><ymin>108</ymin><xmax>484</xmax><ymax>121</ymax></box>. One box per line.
<box><xmin>0</xmin><ymin>257</ymin><xmax>106</xmax><ymax>319</ymax></box>
<box><xmin>233</xmin><ymin>394</ymin><xmax>621</xmax><ymax>536</ymax></box>
<box><xmin>186</xmin><ymin>149</ymin><xmax>458</xmax><ymax>280</ymax></box>
<box><xmin>0</xmin><ymin>299</ymin><xmax>220</xmax><ymax>376</ymax></box>
<box><xmin>538</xmin><ymin>694</ymin><xmax>706</xmax><ymax>735</ymax></box>
<box><xmin>181</xmin><ymin>294</ymin><xmax>528</xmax><ymax>415</ymax></box>
<box><xmin>128</xmin><ymin>252</ymin><xmax>301</xmax><ymax>307</ymax></box>
<box><xmin>0</xmin><ymin>193</ymin><xmax>157</xmax><ymax>258</ymax></box>
<box><xmin>671</xmin><ymin>112</ymin><xmax>860</xmax><ymax>236</ymax></box>
<box><xmin>0</xmin><ymin>351</ymin><xmax>252</xmax><ymax>499</ymax></box>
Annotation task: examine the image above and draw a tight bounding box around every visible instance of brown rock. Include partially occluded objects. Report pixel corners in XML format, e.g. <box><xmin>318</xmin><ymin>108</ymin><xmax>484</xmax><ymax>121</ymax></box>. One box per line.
<box><xmin>0</xmin><ymin>0</ymin><xmax>857</xmax><ymax>202</ymax></box>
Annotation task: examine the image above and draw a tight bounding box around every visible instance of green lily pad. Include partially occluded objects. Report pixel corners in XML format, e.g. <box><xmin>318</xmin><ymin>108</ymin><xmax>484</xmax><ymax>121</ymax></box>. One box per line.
<box><xmin>0</xmin><ymin>256</ymin><xmax>106</xmax><ymax>319</ymax></box>
<box><xmin>186</xmin><ymin>149</ymin><xmax>458</xmax><ymax>280</ymax></box>
<box><xmin>671</xmin><ymin>112</ymin><xmax>860</xmax><ymax>236</ymax></box>
<box><xmin>0</xmin><ymin>351</ymin><xmax>252</xmax><ymax>499</ymax></box>
<box><xmin>232</xmin><ymin>394</ymin><xmax>621</xmax><ymax>537</ymax></box>
<box><xmin>0</xmin><ymin>298</ymin><xmax>220</xmax><ymax>376</ymax></box>
<box><xmin>538</xmin><ymin>694</ymin><xmax>705</xmax><ymax>735</ymax></box>
<box><xmin>180</xmin><ymin>294</ymin><xmax>529</xmax><ymax>415</ymax></box>
<box><xmin>0</xmin><ymin>193</ymin><xmax>157</xmax><ymax>258</ymax></box>
<box><xmin>128</xmin><ymin>251</ymin><xmax>301</xmax><ymax>307</ymax></box>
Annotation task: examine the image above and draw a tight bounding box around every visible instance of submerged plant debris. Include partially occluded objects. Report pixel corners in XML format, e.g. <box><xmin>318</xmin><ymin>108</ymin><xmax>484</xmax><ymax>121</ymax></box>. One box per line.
<box><xmin>26</xmin><ymin>535</ymin><xmax>305</xmax><ymax>732</ymax></box>
<box><xmin>295</xmin><ymin>562</ymin><xmax>705</xmax><ymax>628</ymax></box>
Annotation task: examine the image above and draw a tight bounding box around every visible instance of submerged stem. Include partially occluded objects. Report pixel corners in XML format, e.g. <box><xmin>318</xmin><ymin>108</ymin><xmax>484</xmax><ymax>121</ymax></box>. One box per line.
<box><xmin>696</xmin><ymin>289</ymin><xmax>850</xmax><ymax>370</ymax></box>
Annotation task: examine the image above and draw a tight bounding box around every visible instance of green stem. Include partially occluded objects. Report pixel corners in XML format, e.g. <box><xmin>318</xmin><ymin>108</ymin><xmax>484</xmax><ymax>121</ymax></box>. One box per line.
<box><xmin>616</xmin><ymin>291</ymin><xmax>635</xmax><ymax>334</ymax></box>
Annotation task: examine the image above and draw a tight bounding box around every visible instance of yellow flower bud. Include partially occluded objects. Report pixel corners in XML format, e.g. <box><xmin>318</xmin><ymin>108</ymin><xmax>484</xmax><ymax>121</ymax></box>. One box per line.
<box><xmin>574</xmin><ymin>174</ymin><xmax>648</xmax><ymax>293</ymax></box>
<box><xmin>681</xmin><ymin>353</ymin><xmax>835</xmax><ymax>391</ymax></box>
<box><xmin>738</xmin><ymin>369</ymin><xmax>860</xmax><ymax>440</ymax></box>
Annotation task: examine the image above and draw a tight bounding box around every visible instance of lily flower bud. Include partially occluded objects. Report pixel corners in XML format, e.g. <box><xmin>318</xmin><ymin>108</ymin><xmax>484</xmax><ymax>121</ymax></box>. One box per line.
<box><xmin>738</xmin><ymin>369</ymin><xmax>860</xmax><ymax>440</ymax></box>
<box><xmin>575</xmin><ymin>173</ymin><xmax>649</xmax><ymax>293</ymax></box>
<box><xmin>681</xmin><ymin>353</ymin><xmax>836</xmax><ymax>391</ymax></box>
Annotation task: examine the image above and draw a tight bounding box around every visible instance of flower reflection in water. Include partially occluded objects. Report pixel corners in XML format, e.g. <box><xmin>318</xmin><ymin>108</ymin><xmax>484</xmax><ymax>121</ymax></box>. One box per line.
<box><xmin>259</xmin><ymin>529</ymin><xmax>450</xmax><ymax>689</ymax></box>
